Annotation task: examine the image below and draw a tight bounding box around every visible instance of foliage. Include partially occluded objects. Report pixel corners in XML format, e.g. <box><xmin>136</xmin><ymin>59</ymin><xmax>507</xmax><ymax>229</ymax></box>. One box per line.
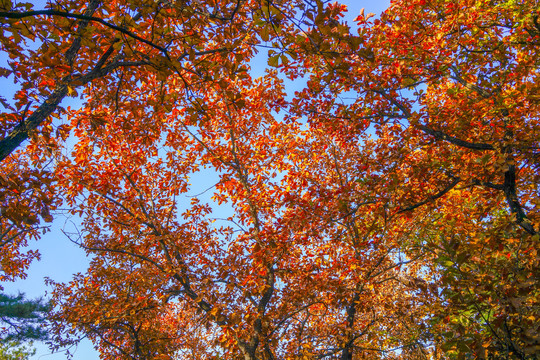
<box><xmin>0</xmin><ymin>293</ymin><xmax>49</xmax><ymax>342</ymax></box>
<box><xmin>0</xmin><ymin>340</ymin><xmax>35</xmax><ymax>360</ymax></box>
<box><xmin>285</xmin><ymin>0</ymin><xmax>540</xmax><ymax>357</ymax></box>
<box><xmin>0</xmin><ymin>293</ymin><xmax>47</xmax><ymax>360</ymax></box>
<box><xmin>0</xmin><ymin>0</ymin><xmax>538</xmax><ymax>359</ymax></box>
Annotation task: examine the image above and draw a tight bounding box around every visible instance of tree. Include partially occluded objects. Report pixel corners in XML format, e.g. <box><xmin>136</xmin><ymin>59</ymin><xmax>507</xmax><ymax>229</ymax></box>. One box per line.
<box><xmin>0</xmin><ymin>341</ymin><xmax>35</xmax><ymax>360</ymax></box>
<box><xmin>0</xmin><ymin>293</ymin><xmax>49</xmax><ymax>360</ymax></box>
<box><xmin>0</xmin><ymin>0</ymin><xmax>539</xmax><ymax>359</ymax></box>
<box><xmin>285</xmin><ymin>0</ymin><xmax>540</xmax><ymax>357</ymax></box>
<box><xmin>0</xmin><ymin>293</ymin><xmax>49</xmax><ymax>342</ymax></box>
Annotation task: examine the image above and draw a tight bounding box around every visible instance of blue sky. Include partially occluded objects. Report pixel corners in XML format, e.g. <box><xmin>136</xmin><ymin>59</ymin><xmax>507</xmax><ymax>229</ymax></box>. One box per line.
<box><xmin>1</xmin><ymin>0</ymin><xmax>390</xmax><ymax>358</ymax></box>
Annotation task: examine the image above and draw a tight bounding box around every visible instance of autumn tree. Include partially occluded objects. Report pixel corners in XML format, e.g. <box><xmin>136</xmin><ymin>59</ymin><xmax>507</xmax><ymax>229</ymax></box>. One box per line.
<box><xmin>0</xmin><ymin>0</ymin><xmax>275</xmax><ymax>279</ymax></box>
<box><xmin>0</xmin><ymin>0</ymin><xmax>538</xmax><ymax>359</ymax></box>
<box><xmin>285</xmin><ymin>0</ymin><xmax>540</xmax><ymax>358</ymax></box>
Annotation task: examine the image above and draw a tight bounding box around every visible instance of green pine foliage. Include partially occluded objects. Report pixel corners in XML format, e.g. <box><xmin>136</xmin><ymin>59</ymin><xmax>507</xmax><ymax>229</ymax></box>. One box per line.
<box><xmin>0</xmin><ymin>293</ymin><xmax>50</xmax><ymax>342</ymax></box>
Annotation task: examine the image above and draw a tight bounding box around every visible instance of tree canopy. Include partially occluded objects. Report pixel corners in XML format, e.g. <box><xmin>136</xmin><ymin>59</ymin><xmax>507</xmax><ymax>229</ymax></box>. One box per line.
<box><xmin>0</xmin><ymin>0</ymin><xmax>538</xmax><ymax>359</ymax></box>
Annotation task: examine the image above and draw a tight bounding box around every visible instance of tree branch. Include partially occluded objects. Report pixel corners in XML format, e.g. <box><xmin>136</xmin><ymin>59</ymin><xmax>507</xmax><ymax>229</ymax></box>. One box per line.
<box><xmin>502</xmin><ymin>163</ymin><xmax>537</xmax><ymax>235</ymax></box>
<box><xmin>0</xmin><ymin>59</ymin><xmax>143</xmax><ymax>162</ymax></box>
<box><xmin>399</xmin><ymin>176</ymin><xmax>461</xmax><ymax>213</ymax></box>
<box><xmin>0</xmin><ymin>9</ymin><xmax>169</xmax><ymax>55</ymax></box>
<box><xmin>417</xmin><ymin>124</ymin><xmax>495</xmax><ymax>151</ymax></box>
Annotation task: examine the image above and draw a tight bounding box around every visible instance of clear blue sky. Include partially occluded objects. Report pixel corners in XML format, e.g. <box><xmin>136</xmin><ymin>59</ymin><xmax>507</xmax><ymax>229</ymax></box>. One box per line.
<box><xmin>1</xmin><ymin>1</ymin><xmax>390</xmax><ymax>358</ymax></box>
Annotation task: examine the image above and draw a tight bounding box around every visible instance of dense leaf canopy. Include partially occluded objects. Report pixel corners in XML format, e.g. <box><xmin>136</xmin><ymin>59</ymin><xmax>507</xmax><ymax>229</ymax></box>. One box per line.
<box><xmin>0</xmin><ymin>0</ymin><xmax>538</xmax><ymax>359</ymax></box>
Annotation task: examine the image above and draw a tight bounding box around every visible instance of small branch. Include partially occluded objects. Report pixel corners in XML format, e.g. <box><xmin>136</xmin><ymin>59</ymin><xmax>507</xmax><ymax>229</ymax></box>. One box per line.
<box><xmin>0</xmin><ymin>9</ymin><xmax>169</xmax><ymax>55</ymax></box>
<box><xmin>449</xmin><ymin>66</ymin><xmax>492</xmax><ymax>98</ymax></box>
<box><xmin>472</xmin><ymin>178</ymin><xmax>504</xmax><ymax>190</ymax></box>
<box><xmin>64</xmin><ymin>0</ymin><xmax>101</xmax><ymax>66</ymax></box>
<box><xmin>399</xmin><ymin>176</ymin><xmax>461</xmax><ymax>213</ymax></box>
<box><xmin>418</xmin><ymin>124</ymin><xmax>495</xmax><ymax>151</ymax></box>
